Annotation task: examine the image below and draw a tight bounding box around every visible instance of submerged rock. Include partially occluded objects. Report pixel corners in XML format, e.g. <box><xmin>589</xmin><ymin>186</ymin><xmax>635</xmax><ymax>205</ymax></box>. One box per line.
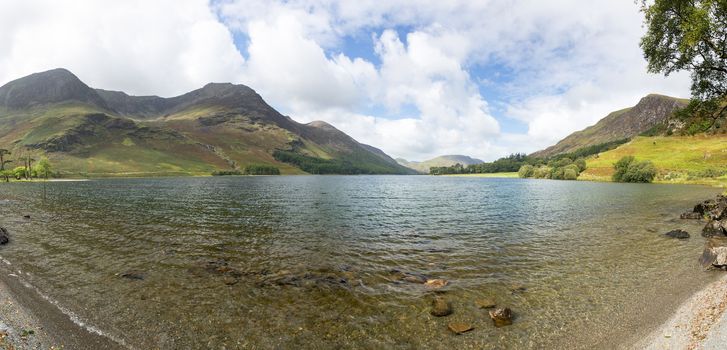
<box><xmin>0</xmin><ymin>227</ymin><xmax>8</xmax><ymax>245</ymax></box>
<box><xmin>489</xmin><ymin>307</ymin><xmax>513</xmax><ymax>327</ymax></box>
<box><xmin>448</xmin><ymin>322</ymin><xmax>474</xmax><ymax>334</ymax></box>
<box><xmin>430</xmin><ymin>297</ymin><xmax>452</xmax><ymax>317</ymax></box>
<box><xmin>699</xmin><ymin>237</ymin><xmax>727</xmax><ymax>270</ymax></box>
<box><xmin>664</xmin><ymin>229</ymin><xmax>690</xmax><ymax>239</ymax></box>
<box><xmin>702</xmin><ymin>220</ymin><xmax>727</xmax><ymax>238</ymax></box>
<box><xmin>119</xmin><ymin>271</ymin><xmax>145</xmax><ymax>280</ymax></box>
<box><xmin>475</xmin><ymin>298</ymin><xmax>497</xmax><ymax>309</ymax></box>
<box><xmin>680</xmin><ymin>212</ymin><xmax>703</xmax><ymax>220</ymax></box>
<box><xmin>424</xmin><ymin>279</ymin><xmax>449</xmax><ymax>289</ymax></box>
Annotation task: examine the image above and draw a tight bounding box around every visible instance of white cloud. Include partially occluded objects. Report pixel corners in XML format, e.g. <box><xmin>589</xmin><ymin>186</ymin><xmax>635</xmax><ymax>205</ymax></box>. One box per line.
<box><xmin>0</xmin><ymin>0</ymin><xmax>245</xmax><ymax>97</ymax></box>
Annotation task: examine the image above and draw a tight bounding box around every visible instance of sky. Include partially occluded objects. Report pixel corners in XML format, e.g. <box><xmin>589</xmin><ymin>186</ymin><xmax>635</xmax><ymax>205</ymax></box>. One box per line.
<box><xmin>0</xmin><ymin>0</ymin><xmax>692</xmax><ymax>161</ymax></box>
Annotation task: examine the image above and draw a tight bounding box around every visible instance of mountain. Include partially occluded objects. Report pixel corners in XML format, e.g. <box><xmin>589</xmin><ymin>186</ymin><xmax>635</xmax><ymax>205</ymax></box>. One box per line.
<box><xmin>532</xmin><ymin>94</ymin><xmax>688</xmax><ymax>158</ymax></box>
<box><xmin>0</xmin><ymin>68</ymin><xmax>414</xmax><ymax>176</ymax></box>
<box><xmin>397</xmin><ymin>155</ymin><xmax>484</xmax><ymax>173</ymax></box>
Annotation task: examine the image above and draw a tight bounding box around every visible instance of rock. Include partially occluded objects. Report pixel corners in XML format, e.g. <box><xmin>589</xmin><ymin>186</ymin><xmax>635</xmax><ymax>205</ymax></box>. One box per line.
<box><xmin>510</xmin><ymin>285</ymin><xmax>527</xmax><ymax>294</ymax></box>
<box><xmin>694</xmin><ymin>195</ymin><xmax>727</xmax><ymax>220</ymax></box>
<box><xmin>664</xmin><ymin>229</ymin><xmax>690</xmax><ymax>239</ymax></box>
<box><xmin>680</xmin><ymin>212</ymin><xmax>703</xmax><ymax>220</ymax></box>
<box><xmin>403</xmin><ymin>275</ymin><xmax>427</xmax><ymax>284</ymax></box>
<box><xmin>702</xmin><ymin>220</ymin><xmax>727</xmax><ymax>238</ymax></box>
<box><xmin>448</xmin><ymin>322</ymin><xmax>474</xmax><ymax>334</ymax></box>
<box><xmin>699</xmin><ymin>237</ymin><xmax>727</xmax><ymax>270</ymax></box>
<box><xmin>430</xmin><ymin>297</ymin><xmax>452</xmax><ymax>317</ymax></box>
<box><xmin>489</xmin><ymin>307</ymin><xmax>513</xmax><ymax>327</ymax></box>
<box><xmin>223</xmin><ymin>276</ymin><xmax>239</xmax><ymax>285</ymax></box>
<box><xmin>424</xmin><ymin>279</ymin><xmax>449</xmax><ymax>289</ymax></box>
<box><xmin>0</xmin><ymin>227</ymin><xmax>8</xmax><ymax>245</ymax></box>
<box><xmin>119</xmin><ymin>271</ymin><xmax>145</xmax><ymax>280</ymax></box>
<box><xmin>475</xmin><ymin>298</ymin><xmax>497</xmax><ymax>309</ymax></box>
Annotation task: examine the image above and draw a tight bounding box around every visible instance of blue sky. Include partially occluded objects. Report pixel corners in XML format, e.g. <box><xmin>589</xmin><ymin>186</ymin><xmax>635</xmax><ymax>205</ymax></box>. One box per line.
<box><xmin>0</xmin><ymin>0</ymin><xmax>692</xmax><ymax>161</ymax></box>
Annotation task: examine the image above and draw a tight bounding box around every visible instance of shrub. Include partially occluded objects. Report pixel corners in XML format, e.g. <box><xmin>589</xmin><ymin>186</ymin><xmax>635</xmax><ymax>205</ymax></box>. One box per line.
<box><xmin>518</xmin><ymin>164</ymin><xmax>535</xmax><ymax>178</ymax></box>
<box><xmin>612</xmin><ymin>156</ymin><xmax>656</xmax><ymax>183</ymax></box>
<box><xmin>563</xmin><ymin>168</ymin><xmax>578</xmax><ymax>180</ymax></box>
<box><xmin>533</xmin><ymin>166</ymin><xmax>551</xmax><ymax>179</ymax></box>
<box><xmin>574</xmin><ymin>158</ymin><xmax>587</xmax><ymax>172</ymax></box>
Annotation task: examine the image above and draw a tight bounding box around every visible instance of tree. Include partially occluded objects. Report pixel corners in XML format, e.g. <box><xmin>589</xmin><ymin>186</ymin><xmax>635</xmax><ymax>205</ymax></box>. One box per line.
<box><xmin>0</xmin><ymin>149</ymin><xmax>9</xmax><ymax>171</ymax></box>
<box><xmin>612</xmin><ymin>156</ymin><xmax>657</xmax><ymax>183</ymax></box>
<box><xmin>518</xmin><ymin>164</ymin><xmax>535</xmax><ymax>178</ymax></box>
<box><xmin>33</xmin><ymin>157</ymin><xmax>52</xmax><ymax>180</ymax></box>
<box><xmin>12</xmin><ymin>166</ymin><xmax>26</xmax><ymax>180</ymax></box>
<box><xmin>640</xmin><ymin>0</ymin><xmax>727</xmax><ymax>131</ymax></box>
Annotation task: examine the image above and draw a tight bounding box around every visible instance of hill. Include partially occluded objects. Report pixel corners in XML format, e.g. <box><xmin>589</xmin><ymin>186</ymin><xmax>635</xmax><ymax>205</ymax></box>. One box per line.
<box><xmin>532</xmin><ymin>94</ymin><xmax>688</xmax><ymax>158</ymax></box>
<box><xmin>579</xmin><ymin>134</ymin><xmax>727</xmax><ymax>186</ymax></box>
<box><xmin>0</xmin><ymin>69</ymin><xmax>414</xmax><ymax>176</ymax></box>
<box><xmin>396</xmin><ymin>155</ymin><xmax>483</xmax><ymax>174</ymax></box>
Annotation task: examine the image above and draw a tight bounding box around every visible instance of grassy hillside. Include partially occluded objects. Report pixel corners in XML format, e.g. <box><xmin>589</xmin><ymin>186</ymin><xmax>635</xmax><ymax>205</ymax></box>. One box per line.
<box><xmin>0</xmin><ymin>69</ymin><xmax>413</xmax><ymax>176</ymax></box>
<box><xmin>580</xmin><ymin>134</ymin><xmax>727</xmax><ymax>186</ymax></box>
<box><xmin>533</xmin><ymin>94</ymin><xmax>687</xmax><ymax>158</ymax></box>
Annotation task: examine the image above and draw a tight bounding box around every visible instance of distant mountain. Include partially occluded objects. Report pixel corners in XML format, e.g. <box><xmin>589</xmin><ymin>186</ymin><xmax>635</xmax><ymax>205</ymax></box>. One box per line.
<box><xmin>532</xmin><ymin>94</ymin><xmax>688</xmax><ymax>158</ymax></box>
<box><xmin>397</xmin><ymin>155</ymin><xmax>483</xmax><ymax>173</ymax></box>
<box><xmin>0</xmin><ymin>68</ymin><xmax>414</xmax><ymax>176</ymax></box>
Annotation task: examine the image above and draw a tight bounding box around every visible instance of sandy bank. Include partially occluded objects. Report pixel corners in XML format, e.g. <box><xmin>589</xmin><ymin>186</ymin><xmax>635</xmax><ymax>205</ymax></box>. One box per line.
<box><xmin>636</xmin><ymin>273</ymin><xmax>727</xmax><ymax>350</ymax></box>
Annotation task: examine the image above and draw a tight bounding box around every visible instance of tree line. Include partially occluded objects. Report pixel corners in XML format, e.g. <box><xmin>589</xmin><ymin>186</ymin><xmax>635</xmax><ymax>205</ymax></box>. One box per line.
<box><xmin>0</xmin><ymin>149</ymin><xmax>53</xmax><ymax>182</ymax></box>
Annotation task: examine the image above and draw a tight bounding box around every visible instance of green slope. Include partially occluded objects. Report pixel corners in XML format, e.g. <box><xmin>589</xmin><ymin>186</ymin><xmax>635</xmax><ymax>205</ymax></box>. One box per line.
<box><xmin>580</xmin><ymin>134</ymin><xmax>727</xmax><ymax>186</ymax></box>
<box><xmin>0</xmin><ymin>69</ymin><xmax>413</xmax><ymax>176</ymax></box>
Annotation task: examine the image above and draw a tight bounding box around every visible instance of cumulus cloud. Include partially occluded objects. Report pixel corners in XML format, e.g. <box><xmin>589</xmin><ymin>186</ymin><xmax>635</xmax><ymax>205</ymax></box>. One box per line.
<box><xmin>0</xmin><ymin>0</ymin><xmax>245</xmax><ymax>97</ymax></box>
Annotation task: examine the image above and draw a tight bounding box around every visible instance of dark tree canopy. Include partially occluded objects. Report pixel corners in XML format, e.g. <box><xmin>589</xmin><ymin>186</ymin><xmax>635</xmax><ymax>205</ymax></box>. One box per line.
<box><xmin>640</xmin><ymin>0</ymin><xmax>727</xmax><ymax>130</ymax></box>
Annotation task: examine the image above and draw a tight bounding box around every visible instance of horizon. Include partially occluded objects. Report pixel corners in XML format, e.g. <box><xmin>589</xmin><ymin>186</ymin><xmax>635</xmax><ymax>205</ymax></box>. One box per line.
<box><xmin>0</xmin><ymin>0</ymin><xmax>692</xmax><ymax>162</ymax></box>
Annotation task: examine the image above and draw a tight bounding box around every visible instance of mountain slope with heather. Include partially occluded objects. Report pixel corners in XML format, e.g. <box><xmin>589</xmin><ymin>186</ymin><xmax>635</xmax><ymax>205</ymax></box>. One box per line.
<box><xmin>0</xmin><ymin>68</ymin><xmax>414</xmax><ymax>176</ymax></box>
<box><xmin>532</xmin><ymin>94</ymin><xmax>688</xmax><ymax>158</ymax></box>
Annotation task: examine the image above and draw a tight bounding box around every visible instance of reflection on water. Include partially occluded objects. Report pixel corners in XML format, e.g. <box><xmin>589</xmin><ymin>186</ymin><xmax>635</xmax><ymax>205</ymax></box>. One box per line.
<box><xmin>0</xmin><ymin>176</ymin><xmax>720</xmax><ymax>349</ymax></box>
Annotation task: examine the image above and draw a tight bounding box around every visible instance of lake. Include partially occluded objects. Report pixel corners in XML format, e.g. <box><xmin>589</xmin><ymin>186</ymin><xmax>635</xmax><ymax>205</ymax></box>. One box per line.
<box><xmin>0</xmin><ymin>176</ymin><xmax>720</xmax><ymax>349</ymax></box>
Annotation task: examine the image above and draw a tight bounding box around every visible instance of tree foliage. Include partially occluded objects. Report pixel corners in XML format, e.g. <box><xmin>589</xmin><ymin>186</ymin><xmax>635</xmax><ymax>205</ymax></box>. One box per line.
<box><xmin>612</xmin><ymin>156</ymin><xmax>657</xmax><ymax>183</ymax></box>
<box><xmin>640</xmin><ymin>0</ymin><xmax>727</xmax><ymax>131</ymax></box>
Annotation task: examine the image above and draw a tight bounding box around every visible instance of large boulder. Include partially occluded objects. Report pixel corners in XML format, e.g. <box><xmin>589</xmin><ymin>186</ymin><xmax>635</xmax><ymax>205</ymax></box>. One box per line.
<box><xmin>694</xmin><ymin>195</ymin><xmax>727</xmax><ymax>220</ymax></box>
<box><xmin>0</xmin><ymin>227</ymin><xmax>8</xmax><ymax>245</ymax></box>
<box><xmin>699</xmin><ymin>237</ymin><xmax>727</xmax><ymax>270</ymax></box>
<box><xmin>702</xmin><ymin>220</ymin><xmax>727</xmax><ymax>238</ymax></box>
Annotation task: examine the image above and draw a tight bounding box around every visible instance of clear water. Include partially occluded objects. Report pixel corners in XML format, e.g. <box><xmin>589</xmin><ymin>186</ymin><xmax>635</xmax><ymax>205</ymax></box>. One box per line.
<box><xmin>0</xmin><ymin>176</ymin><xmax>720</xmax><ymax>349</ymax></box>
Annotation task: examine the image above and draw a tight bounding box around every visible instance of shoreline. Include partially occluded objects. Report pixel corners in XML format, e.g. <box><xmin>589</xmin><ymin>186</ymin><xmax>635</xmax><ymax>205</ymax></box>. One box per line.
<box><xmin>0</xmin><ymin>259</ymin><xmax>125</xmax><ymax>350</ymax></box>
<box><xmin>635</xmin><ymin>273</ymin><xmax>727</xmax><ymax>350</ymax></box>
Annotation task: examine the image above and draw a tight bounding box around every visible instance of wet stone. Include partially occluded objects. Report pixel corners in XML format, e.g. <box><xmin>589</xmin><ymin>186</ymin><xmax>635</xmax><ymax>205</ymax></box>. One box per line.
<box><xmin>0</xmin><ymin>227</ymin><xmax>8</xmax><ymax>245</ymax></box>
<box><xmin>119</xmin><ymin>271</ymin><xmax>145</xmax><ymax>280</ymax></box>
<box><xmin>448</xmin><ymin>322</ymin><xmax>474</xmax><ymax>334</ymax></box>
<box><xmin>430</xmin><ymin>297</ymin><xmax>452</xmax><ymax>317</ymax></box>
<box><xmin>489</xmin><ymin>307</ymin><xmax>513</xmax><ymax>327</ymax></box>
<box><xmin>424</xmin><ymin>279</ymin><xmax>448</xmax><ymax>289</ymax></box>
<box><xmin>664</xmin><ymin>229</ymin><xmax>690</xmax><ymax>239</ymax></box>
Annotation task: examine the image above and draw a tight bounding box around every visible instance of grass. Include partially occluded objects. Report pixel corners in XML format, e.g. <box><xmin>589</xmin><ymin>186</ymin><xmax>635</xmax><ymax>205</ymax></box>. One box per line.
<box><xmin>444</xmin><ymin>172</ymin><xmax>519</xmax><ymax>178</ymax></box>
<box><xmin>581</xmin><ymin>134</ymin><xmax>727</xmax><ymax>187</ymax></box>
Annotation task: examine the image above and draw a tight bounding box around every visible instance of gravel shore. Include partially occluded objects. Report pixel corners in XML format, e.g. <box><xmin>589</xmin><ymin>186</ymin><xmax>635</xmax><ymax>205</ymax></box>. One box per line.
<box><xmin>0</xmin><ymin>263</ymin><xmax>124</xmax><ymax>350</ymax></box>
<box><xmin>635</xmin><ymin>273</ymin><xmax>727</xmax><ymax>350</ymax></box>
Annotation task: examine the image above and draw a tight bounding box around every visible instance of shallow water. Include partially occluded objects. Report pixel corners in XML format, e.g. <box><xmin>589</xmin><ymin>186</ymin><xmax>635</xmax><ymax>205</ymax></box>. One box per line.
<box><xmin>0</xmin><ymin>176</ymin><xmax>720</xmax><ymax>349</ymax></box>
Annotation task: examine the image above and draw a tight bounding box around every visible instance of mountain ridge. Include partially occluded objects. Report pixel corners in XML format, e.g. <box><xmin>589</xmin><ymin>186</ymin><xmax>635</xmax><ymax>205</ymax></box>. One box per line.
<box><xmin>531</xmin><ymin>94</ymin><xmax>688</xmax><ymax>158</ymax></box>
<box><xmin>0</xmin><ymin>68</ymin><xmax>414</xmax><ymax>176</ymax></box>
<box><xmin>397</xmin><ymin>154</ymin><xmax>484</xmax><ymax>173</ymax></box>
